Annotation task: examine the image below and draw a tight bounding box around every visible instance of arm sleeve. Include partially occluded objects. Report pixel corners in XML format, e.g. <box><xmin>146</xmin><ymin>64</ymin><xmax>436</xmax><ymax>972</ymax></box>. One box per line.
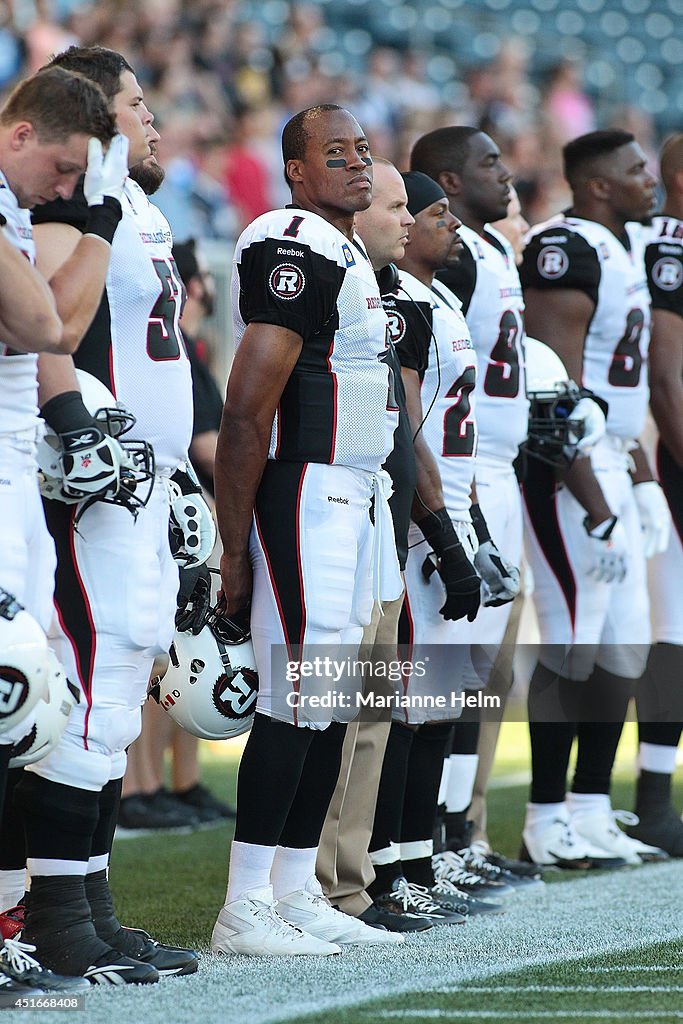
<box><xmin>236</xmin><ymin>236</ymin><xmax>344</xmax><ymax>341</ymax></box>
<box><xmin>31</xmin><ymin>180</ymin><xmax>88</xmax><ymax>233</ymax></box>
<box><xmin>386</xmin><ymin>294</ymin><xmax>433</xmax><ymax>378</ymax></box>
<box><xmin>436</xmin><ymin>245</ymin><xmax>477</xmax><ymax>315</ymax></box>
<box><xmin>646</xmin><ymin>241</ymin><xmax>683</xmax><ymax>317</ymax></box>
<box><xmin>520</xmin><ymin>227</ymin><xmax>601</xmax><ymax>305</ymax></box>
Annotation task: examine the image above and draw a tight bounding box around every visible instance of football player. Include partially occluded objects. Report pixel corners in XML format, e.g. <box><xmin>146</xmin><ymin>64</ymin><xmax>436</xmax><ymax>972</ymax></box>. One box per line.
<box><xmin>211</xmin><ymin>105</ymin><xmax>404</xmax><ymax>956</ymax></box>
<box><xmin>410</xmin><ymin>128</ymin><xmax>524</xmax><ymax>865</ymax></box>
<box><xmin>627</xmin><ymin>134</ymin><xmax>683</xmax><ymax>856</ymax></box>
<box><xmin>7</xmin><ymin>47</ymin><xmax>202</xmax><ymax>982</ymax></box>
<box><xmin>519</xmin><ymin>129</ymin><xmax>667</xmax><ymax>866</ymax></box>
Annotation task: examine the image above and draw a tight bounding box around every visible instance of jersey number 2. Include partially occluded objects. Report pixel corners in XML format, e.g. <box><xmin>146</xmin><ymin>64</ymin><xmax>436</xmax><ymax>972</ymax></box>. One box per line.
<box><xmin>147</xmin><ymin>260</ymin><xmax>183</xmax><ymax>361</ymax></box>
<box><xmin>608</xmin><ymin>308</ymin><xmax>644</xmax><ymax>387</ymax></box>
<box><xmin>443</xmin><ymin>366</ymin><xmax>476</xmax><ymax>456</ymax></box>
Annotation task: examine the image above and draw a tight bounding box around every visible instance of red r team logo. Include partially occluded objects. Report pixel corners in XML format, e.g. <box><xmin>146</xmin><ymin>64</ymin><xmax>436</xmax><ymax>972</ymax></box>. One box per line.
<box><xmin>537</xmin><ymin>246</ymin><xmax>569</xmax><ymax>279</ymax></box>
<box><xmin>386</xmin><ymin>309</ymin><xmax>407</xmax><ymax>343</ymax></box>
<box><xmin>268</xmin><ymin>263</ymin><xmax>306</xmax><ymax>300</ymax></box>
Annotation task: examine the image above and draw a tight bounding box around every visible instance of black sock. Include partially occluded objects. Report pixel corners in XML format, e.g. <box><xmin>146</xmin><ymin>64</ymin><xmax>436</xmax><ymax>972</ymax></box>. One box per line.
<box><xmin>528</xmin><ymin>662</ymin><xmax>577</xmax><ymax>803</ymax></box>
<box><xmin>572</xmin><ymin>666</ymin><xmax>636</xmax><ymax>795</ymax></box>
<box><xmin>15</xmin><ymin>772</ymin><xmax>99</xmax><ymax>863</ymax></box>
<box><xmin>637</xmin><ymin>643</ymin><xmax>683</xmax><ymax>746</ymax></box>
<box><xmin>0</xmin><ymin>768</ymin><xmax>28</xmax><ymax>871</ymax></box>
<box><xmin>279</xmin><ymin>721</ymin><xmax>347</xmax><ymax>848</ymax></box>
<box><xmin>91</xmin><ymin>778</ymin><xmax>122</xmax><ymax>861</ymax></box>
<box><xmin>234</xmin><ymin>713</ymin><xmax>315</xmax><ymax>845</ymax></box>
<box><xmin>23</xmin><ymin>875</ymin><xmax>110</xmax><ymax>974</ymax></box>
<box><xmin>400</xmin><ymin>721</ymin><xmax>453</xmax><ymax>888</ymax></box>
<box><xmin>369</xmin><ymin>722</ymin><xmax>414</xmax><ymax>855</ymax></box>
<box><xmin>402</xmin><ymin>855</ymin><xmax>433</xmax><ymax>888</ymax></box>
<box><xmin>0</xmin><ymin>748</ymin><xmax>12</xmax><ymax>853</ymax></box>
<box><xmin>367</xmin><ymin>860</ymin><xmax>404</xmax><ymax>900</ymax></box>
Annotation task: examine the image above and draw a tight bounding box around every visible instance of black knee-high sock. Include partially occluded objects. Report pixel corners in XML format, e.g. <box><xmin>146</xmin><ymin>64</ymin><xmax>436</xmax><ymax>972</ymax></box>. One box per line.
<box><xmin>572</xmin><ymin>666</ymin><xmax>636</xmax><ymax>795</ymax></box>
<box><xmin>528</xmin><ymin>661</ymin><xmax>578</xmax><ymax>804</ymax></box>
<box><xmin>401</xmin><ymin>721</ymin><xmax>453</xmax><ymax>887</ymax></box>
<box><xmin>0</xmin><ymin>747</ymin><xmax>10</xmax><ymax>832</ymax></box>
<box><xmin>234</xmin><ymin>712</ymin><xmax>315</xmax><ymax>845</ymax></box>
<box><xmin>15</xmin><ymin>772</ymin><xmax>99</xmax><ymax>866</ymax></box>
<box><xmin>86</xmin><ymin>780</ymin><xmax>126</xmax><ymax>946</ymax></box>
<box><xmin>90</xmin><ymin>778</ymin><xmax>122</xmax><ymax>862</ymax></box>
<box><xmin>279</xmin><ymin>722</ymin><xmax>347</xmax><ymax>848</ymax></box>
<box><xmin>367</xmin><ymin>722</ymin><xmax>414</xmax><ymax>898</ymax></box>
<box><xmin>0</xmin><ymin>768</ymin><xmax>27</xmax><ymax>872</ymax></box>
<box><xmin>637</xmin><ymin>643</ymin><xmax>683</xmax><ymax>750</ymax></box>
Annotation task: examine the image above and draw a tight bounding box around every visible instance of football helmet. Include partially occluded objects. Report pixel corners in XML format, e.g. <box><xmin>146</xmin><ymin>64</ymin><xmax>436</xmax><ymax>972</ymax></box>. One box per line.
<box><xmin>37</xmin><ymin>369</ymin><xmax>155</xmax><ymax>518</ymax></box>
<box><xmin>9</xmin><ymin>650</ymin><xmax>80</xmax><ymax>768</ymax></box>
<box><xmin>0</xmin><ymin>589</ymin><xmax>51</xmax><ymax>736</ymax></box>
<box><xmin>151</xmin><ymin>600</ymin><xmax>258</xmax><ymax>741</ymax></box>
<box><xmin>523</xmin><ymin>337</ymin><xmax>586</xmax><ymax>467</ymax></box>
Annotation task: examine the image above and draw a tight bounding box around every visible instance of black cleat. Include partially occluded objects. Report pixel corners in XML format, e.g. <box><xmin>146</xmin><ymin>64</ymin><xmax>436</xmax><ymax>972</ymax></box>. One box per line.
<box><xmin>110</xmin><ymin>928</ymin><xmax>198</xmax><ymax>977</ymax></box>
<box><xmin>0</xmin><ymin>938</ymin><xmax>90</xmax><ymax>993</ymax></box>
<box><xmin>358</xmin><ymin>902</ymin><xmax>432</xmax><ymax>933</ymax></box>
<box><xmin>83</xmin><ymin>950</ymin><xmax>159</xmax><ymax>986</ymax></box>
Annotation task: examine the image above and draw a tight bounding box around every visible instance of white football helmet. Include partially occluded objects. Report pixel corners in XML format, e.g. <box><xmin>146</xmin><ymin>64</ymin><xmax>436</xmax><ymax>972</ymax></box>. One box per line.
<box><xmin>9</xmin><ymin>650</ymin><xmax>80</xmax><ymax>767</ymax></box>
<box><xmin>151</xmin><ymin>601</ymin><xmax>258</xmax><ymax>741</ymax></box>
<box><xmin>37</xmin><ymin>369</ymin><xmax>155</xmax><ymax>516</ymax></box>
<box><xmin>0</xmin><ymin>589</ymin><xmax>51</xmax><ymax>737</ymax></box>
<box><xmin>524</xmin><ymin>337</ymin><xmax>587</xmax><ymax>467</ymax></box>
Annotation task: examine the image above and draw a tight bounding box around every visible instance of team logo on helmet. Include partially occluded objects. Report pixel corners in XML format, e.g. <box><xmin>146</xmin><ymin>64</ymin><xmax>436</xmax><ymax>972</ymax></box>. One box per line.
<box><xmin>0</xmin><ymin>667</ymin><xmax>29</xmax><ymax>719</ymax></box>
<box><xmin>212</xmin><ymin>666</ymin><xmax>259</xmax><ymax>720</ymax></box>
<box><xmin>537</xmin><ymin>246</ymin><xmax>569</xmax><ymax>280</ymax></box>
<box><xmin>386</xmin><ymin>309</ymin><xmax>407</xmax><ymax>344</ymax></box>
<box><xmin>268</xmin><ymin>263</ymin><xmax>306</xmax><ymax>300</ymax></box>
<box><xmin>652</xmin><ymin>256</ymin><xmax>683</xmax><ymax>291</ymax></box>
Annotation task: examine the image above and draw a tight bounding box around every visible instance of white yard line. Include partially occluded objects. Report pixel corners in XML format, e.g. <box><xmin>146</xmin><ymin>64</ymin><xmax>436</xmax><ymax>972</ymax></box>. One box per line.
<box><xmin>457</xmin><ymin>984</ymin><xmax>683</xmax><ymax>993</ymax></box>
<box><xmin>374</xmin><ymin>1013</ymin><xmax>683</xmax><ymax>1021</ymax></box>
<box><xmin>32</xmin><ymin>860</ymin><xmax>683</xmax><ymax>1024</ymax></box>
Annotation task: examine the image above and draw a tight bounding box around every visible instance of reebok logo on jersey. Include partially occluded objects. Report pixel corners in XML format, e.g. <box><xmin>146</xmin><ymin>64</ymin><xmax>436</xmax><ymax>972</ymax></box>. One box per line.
<box><xmin>652</xmin><ymin>257</ymin><xmax>683</xmax><ymax>290</ymax></box>
<box><xmin>277</xmin><ymin>247</ymin><xmax>304</xmax><ymax>257</ymax></box>
<box><xmin>537</xmin><ymin>245</ymin><xmax>568</xmax><ymax>279</ymax></box>
<box><xmin>327</xmin><ymin>495</ymin><xmax>349</xmax><ymax>505</ymax></box>
<box><xmin>268</xmin><ymin>263</ymin><xmax>305</xmax><ymax>300</ymax></box>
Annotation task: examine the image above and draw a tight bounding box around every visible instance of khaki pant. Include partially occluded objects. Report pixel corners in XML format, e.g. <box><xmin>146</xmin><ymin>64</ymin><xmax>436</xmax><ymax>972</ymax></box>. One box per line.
<box><xmin>316</xmin><ymin>593</ymin><xmax>404</xmax><ymax>915</ymax></box>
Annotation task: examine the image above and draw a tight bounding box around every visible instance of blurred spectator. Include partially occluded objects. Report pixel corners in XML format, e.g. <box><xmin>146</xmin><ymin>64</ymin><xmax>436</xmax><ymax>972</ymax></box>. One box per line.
<box><xmin>543</xmin><ymin>60</ymin><xmax>596</xmax><ymax>145</ymax></box>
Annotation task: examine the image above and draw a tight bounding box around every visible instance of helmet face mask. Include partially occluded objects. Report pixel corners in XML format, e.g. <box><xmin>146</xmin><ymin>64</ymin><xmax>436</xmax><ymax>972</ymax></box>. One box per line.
<box><xmin>151</xmin><ymin>599</ymin><xmax>258</xmax><ymax>741</ymax></box>
<box><xmin>525</xmin><ymin>383</ymin><xmax>586</xmax><ymax>468</ymax></box>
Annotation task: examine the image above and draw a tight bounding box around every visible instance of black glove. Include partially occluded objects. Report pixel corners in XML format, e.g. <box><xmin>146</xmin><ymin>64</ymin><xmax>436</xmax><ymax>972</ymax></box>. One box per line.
<box><xmin>176</xmin><ymin>562</ymin><xmax>211</xmax><ymax>634</ymax></box>
<box><xmin>418</xmin><ymin>507</ymin><xmax>481</xmax><ymax>622</ymax></box>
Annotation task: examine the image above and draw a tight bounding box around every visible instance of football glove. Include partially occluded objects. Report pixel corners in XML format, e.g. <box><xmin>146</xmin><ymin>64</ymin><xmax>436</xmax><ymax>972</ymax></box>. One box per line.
<box><xmin>584</xmin><ymin>514</ymin><xmax>629</xmax><ymax>583</ymax></box>
<box><xmin>84</xmin><ymin>135</ymin><xmax>129</xmax><ymax>206</ymax></box>
<box><xmin>470</xmin><ymin>503</ymin><xmax>520</xmax><ymax>607</ymax></box>
<box><xmin>176</xmin><ymin>562</ymin><xmax>212</xmax><ymax>634</ymax></box>
<box><xmin>166</xmin><ymin>466</ymin><xmax>217</xmax><ymax>568</ymax></box>
<box><xmin>567</xmin><ymin>396</ymin><xmax>606</xmax><ymax>457</ymax></box>
<box><xmin>418</xmin><ymin>507</ymin><xmax>481</xmax><ymax>622</ymax></box>
<box><xmin>58</xmin><ymin>424</ymin><xmax>136</xmax><ymax>501</ymax></box>
<box><xmin>633</xmin><ymin>480</ymin><xmax>671</xmax><ymax>559</ymax></box>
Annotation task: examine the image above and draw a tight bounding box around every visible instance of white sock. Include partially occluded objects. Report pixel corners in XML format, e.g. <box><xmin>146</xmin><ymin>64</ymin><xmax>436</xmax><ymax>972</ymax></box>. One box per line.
<box><xmin>639</xmin><ymin>742</ymin><xmax>679</xmax><ymax>775</ymax></box>
<box><xmin>86</xmin><ymin>854</ymin><xmax>109</xmax><ymax>875</ymax></box>
<box><xmin>0</xmin><ymin>869</ymin><xmax>26</xmax><ymax>912</ymax></box>
<box><xmin>566</xmin><ymin>792</ymin><xmax>611</xmax><ymax>819</ymax></box>
<box><xmin>270</xmin><ymin>846</ymin><xmax>318</xmax><ymax>900</ymax></box>
<box><xmin>369</xmin><ymin>841</ymin><xmax>401</xmax><ymax>866</ymax></box>
<box><xmin>445</xmin><ymin>753</ymin><xmax>479</xmax><ymax>812</ymax></box>
<box><xmin>437</xmin><ymin>758</ymin><xmax>450</xmax><ymax>807</ymax></box>
<box><xmin>400</xmin><ymin>839</ymin><xmax>433</xmax><ymax>861</ymax></box>
<box><xmin>226</xmin><ymin>841</ymin><xmax>275</xmax><ymax>903</ymax></box>
<box><xmin>525</xmin><ymin>801</ymin><xmax>567</xmax><ymax>829</ymax></box>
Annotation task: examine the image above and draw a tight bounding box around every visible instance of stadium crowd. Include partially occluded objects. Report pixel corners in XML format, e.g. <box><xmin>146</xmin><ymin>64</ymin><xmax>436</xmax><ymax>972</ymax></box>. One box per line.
<box><xmin>0</xmin><ymin>0</ymin><xmax>682</xmax><ymax>996</ymax></box>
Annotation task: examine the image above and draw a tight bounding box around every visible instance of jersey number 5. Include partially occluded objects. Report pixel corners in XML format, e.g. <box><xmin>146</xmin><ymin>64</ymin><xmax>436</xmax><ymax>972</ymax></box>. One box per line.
<box><xmin>147</xmin><ymin>260</ymin><xmax>183</xmax><ymax>361</ymax></box>
<box><xmin>484</xmin><ymin>309</ymin><xmax>520</xmax><ymax>397</ymax></box>
<box><xmin>443</xmin><ymin>366</ymin><xmax>476</xmax><ymax>457</ymax></box>
<box><xmin>608</xmin><ymin>308</ymin><xmax>644</xmax><ymax>388</ymax></box>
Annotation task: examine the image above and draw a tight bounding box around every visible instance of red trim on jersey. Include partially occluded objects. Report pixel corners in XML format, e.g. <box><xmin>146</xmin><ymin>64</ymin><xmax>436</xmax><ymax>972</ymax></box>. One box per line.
<box><xmin>295</xmin><ymin>464</ymin><xmax>308</xmax><ymax>649</ymax></box>
<box><xmin>108</xmin><ymin>347</ymin><xmax>117</xmax><ymax>399</ymax></box>
<box><xmin>325</xmin><ymin>339</ymin><xmax>338</xmax><ymax>462</ymax></box>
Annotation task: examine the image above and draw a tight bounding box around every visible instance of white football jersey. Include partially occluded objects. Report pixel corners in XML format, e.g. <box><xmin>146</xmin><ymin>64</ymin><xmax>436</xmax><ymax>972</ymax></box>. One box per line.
<box><xmin>0</xmin><ymin>171</ymin><xmax>39</xmax><ymax>435</ymax></box>
<box><xmin>522</xmin><ymin>215</ymin><xmax>651</xmax><ymax>440</ymax></box>
<box><xmin>32</xmin><ymin>178</ymin><xmax>193</xmax><ymax>471</ymax></box>
<box><xmin>438</xmin><ymin>223</ymin><xmax>528</xmax><ymax>462</ymax></box>
<box><xmin>233</xmin><ymin>209</ymin><xmax>397</xmax><ymax>472</ymax></box>
<box><xmin>390</xmin><ymin>269</ymin><xmax>477</xmax><ymax>518</ymax></box>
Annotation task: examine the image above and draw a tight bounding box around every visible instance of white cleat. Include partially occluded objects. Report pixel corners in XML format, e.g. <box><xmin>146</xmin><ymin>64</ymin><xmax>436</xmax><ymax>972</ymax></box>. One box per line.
<box><xmin>571</xmin><ymin>808</ymin><xmax>668</xmax><ymax>865</ymax></box>
<box><xmin>211</xmin><ymin>885</ymin><xmax>341</xmax><ymax>956</ymax></box>
<box><xmin>277</xmin><ymin>877</ymin><xmax>404</xmax><ymax>945</ymax></box>
<box><xmin>521</xmin><ymin>814</ymin><xmax>625</xmax><ymax>869</ymax></box>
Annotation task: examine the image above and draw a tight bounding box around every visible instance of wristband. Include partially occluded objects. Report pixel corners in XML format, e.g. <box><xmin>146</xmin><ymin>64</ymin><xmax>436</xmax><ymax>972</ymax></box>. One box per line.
<box><xmin>583</xmin><ymin>514</ymin><xmax>618</xmax><ymax>540</ymax></box>
<box><xmin>84</xmin><ymin>196</ymin><xmax>122</xmax><ymax>245</ymax></box>
<box><xmin>41</xmin><ymin>391</ymin><xmax>97</xmax><ymax>435</ymax></box>
<box><xmin>470</xmin><ymin>503</ymin><xmax>491</xmax><ymax>544</ymax></box>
